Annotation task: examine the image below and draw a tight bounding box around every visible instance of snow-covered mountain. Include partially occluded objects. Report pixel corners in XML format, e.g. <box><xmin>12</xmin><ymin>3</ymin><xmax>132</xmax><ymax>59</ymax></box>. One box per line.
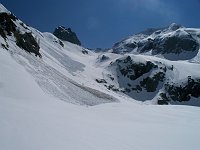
<box><xmin>112</xmin><ymin>23</ymin><xmax>200</xmax><ymax>60</ymax></box>
<box><xmin>1</xmin><ymin>4</ymin><xmax>200</xmax><ymax>150</ymax></box>
<box><xmin>99</xmin><ymin>23</ymin><xmax>200</xmax><ymax>106</ymax></box>
<box><xmin>53</xmin><ymin>26</ymin><xmax>81</xmax><ymax>45</ymax></box>
<box><xmin>1</xmin><ymin>3</ymin><xmax>200</xmax><ymax>106</ymax></box>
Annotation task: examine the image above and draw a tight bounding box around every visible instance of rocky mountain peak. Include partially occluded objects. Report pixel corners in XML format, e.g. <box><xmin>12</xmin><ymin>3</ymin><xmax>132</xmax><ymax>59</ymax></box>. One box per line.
<box><xmin>112</xmin><ymin>23</ymin><xmax>199</xmax><ymax>60</ymax></box>
<box><xmin>168</xmin><ymin>23</ymin><xmax>183</xmax><ymax>31</ymax></box>
<box><xmin>53</xmin><ymin>26</ymin><xmax>81</xmax><ymax>45</ymax></box>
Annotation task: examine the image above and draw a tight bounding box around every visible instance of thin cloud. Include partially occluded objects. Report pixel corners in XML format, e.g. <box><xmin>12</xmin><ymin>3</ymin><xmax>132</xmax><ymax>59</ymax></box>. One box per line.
<box><xmin>86</xmin><ymin>17</ymin><xmax>100</xmax><ymax>30</ymax></box>
<box><xmin>116</xmin><ymin>0</ymin><xmax>180</xmax><ymax>20</ymax></box>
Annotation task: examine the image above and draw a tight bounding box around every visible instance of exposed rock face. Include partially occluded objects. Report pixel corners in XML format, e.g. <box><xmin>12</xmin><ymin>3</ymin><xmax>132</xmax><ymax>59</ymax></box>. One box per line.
<box><xmin>0</xmin><ymin>12</ymin><xmax>17</xmax><ymax>38</ymax></box>
<box><xmin>15</xmin><ymin>31</ymin><xmax>41</xmax><ymax>57</ymax></box>
<box><xmin>147</xmin><ymin>32</ymin><xmax>198</xmax><ymax>55</ymax></box>
<box><xmin>97</xmin><ymin>54</ymin><xmax>109</xmax><ymax>62</ymax></box>
<box><xmin>158</xmin><ymin>77</ymin><xmax>200</xmax><ymax>105</ymax></box>
<box><xmin>0</xmin><ymin>12</ymin><xmax>41</xmax><ymax>57</ymax></box>
<box><xmin>96</xmin><ymin>55</ymin><xmax>200</xmax><ymax>105</ymax></box>
<box><xmin>113</xmin><ymin>56</ymin><xmax>166</xmax><ymax>97</ymax></box>
<box><xmin>134</xmin><ymin>32</ymin><xmax>199</xmax><ymax>60</ymax></box>
<box><xmin>53</xmin><ymin>26</ymin><xmax>81</xmax><ymax>45</ymax></box>
<box><xmin>116</xmin><ymin>56</ymin><xmax>157</xmax><ymax>81</ymax></box>
<box><xmin>96</xmin><ymin>56</ymin><xmax>168</xmax><ymax>101</ymax></box>
<box><xmin>112</xmin><ymin>23</ymin><xmax>199</xmax><ymax>60</ymax></box>
<box><xmin>168</xmin><ymin>23</ymin><xmax>182</xmax><ymax>31</ymax></box>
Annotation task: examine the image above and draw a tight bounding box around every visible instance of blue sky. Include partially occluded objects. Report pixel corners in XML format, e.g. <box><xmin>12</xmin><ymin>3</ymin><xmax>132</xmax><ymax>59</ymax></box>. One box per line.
<box><xmin>2</xmin><ymin>0</ymin><xmax>200</xmax><ymax>48</ymax></box>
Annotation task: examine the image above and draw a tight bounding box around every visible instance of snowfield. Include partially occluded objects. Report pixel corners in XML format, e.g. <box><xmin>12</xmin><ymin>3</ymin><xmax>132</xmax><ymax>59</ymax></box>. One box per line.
<box><xmin>1</xmin><ymin>95</ymin><xmax>200</xmax><ymax>150</ymax></box>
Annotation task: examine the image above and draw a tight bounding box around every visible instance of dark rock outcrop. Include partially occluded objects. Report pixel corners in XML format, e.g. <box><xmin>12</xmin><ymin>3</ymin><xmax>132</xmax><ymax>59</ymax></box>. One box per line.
<box><xmin>53</xmin><ymin>26</ymin><xmax>81</xmax><ymax>45</ymax></box>
<box><xmin>151</xmin><ymin>33</ymin><xmax>199</xmax><ymax>55</ymax></box>
<box><xmin>0</xmin><ymin>12</ymin><xmax>41</xmax><ymax>57</ymax></box>
<box><xmin>15</xmin><ymin>31</ymin><xmax>41</xmax><ymax>57</ymax></box>
<box><xmin>0</xmin><ymin>12</ymin><xmax>17</xmax><ymax>38</ymax></box>
<box><xmin>101</xmin><ymin>56</ymin><xmax>167</xmax><ymax>101</ymax></box>
<box><xmin>140</xmin><ymin>72</ymin><xmax>165</xmax><ymax>92</ymax></box>
<box><xmin>112</xmin><ymin>23</ymin><xmax>199</xmax><ymax>60</ymax></box>
<box><xmin>117</xmin><ymin>56</ymin><xmax>157</xmax><ymax>80</ymax></box>
<box><xmin>158</xmin><ymin>77</ymin><xmax>200</xmax><ymax>105</ymax></box>
<box><xmin>168</xmin><ymin>23</ymin><xmax>182</xmax><ymax>31</ymax></box>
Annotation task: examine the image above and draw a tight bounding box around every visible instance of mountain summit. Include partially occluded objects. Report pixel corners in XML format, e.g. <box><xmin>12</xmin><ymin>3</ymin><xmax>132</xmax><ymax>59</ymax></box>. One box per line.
<box><xmin>112</xmin><ymin>23</ymin><xmax>199</xmax><ymax>60</ymax></box>
<box><xmin>53</xmin><ymin>26</ymin><xmax>81</xmax><ymax>45</ymax></box>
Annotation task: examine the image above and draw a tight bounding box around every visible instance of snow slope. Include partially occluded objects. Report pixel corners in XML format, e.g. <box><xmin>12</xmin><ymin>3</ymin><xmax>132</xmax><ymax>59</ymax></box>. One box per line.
<box><xmin>0</xmin><ymin>49</ymin><xmax>48</xmax><ymax>100</ymax></box>
<box><xmin>1</xmin><ymin>96</ymin><xmax>200</xmax><ymax>150</ymax></box>
<box><xmin>0</xmin><ymin>52</ymin><xmax>200</xmax><ymax>149</ymax></box>
<box><xmin>1</xmin><ymin>45</ymin><xmax>200</xmax><ymax>150</ymax></box>
<box><xmin>3</xmin><ymin>29</ymin><xmax>121</xmax><ymax>105</ymax></box>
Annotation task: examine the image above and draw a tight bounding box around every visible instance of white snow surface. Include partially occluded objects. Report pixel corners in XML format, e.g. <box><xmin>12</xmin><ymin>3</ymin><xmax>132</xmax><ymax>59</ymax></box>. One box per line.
<box><xmin>0</xmin><ymin>51</ymin><xmax>200</xmax><ymax>149</ymax></box>
<box><xmin>1</xmin><ymin>32</ymin><xmax>200</xmax><ymax>149</ymax></box>
<box><xmin>0</xmin><ymin>3</ymin><xmax>10</xmax><ymax>13</ymax></box>
<box><xmin>1</xmin><ymin>95</ymin><xmax>200</xmax><ymax>150</ymax></box>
